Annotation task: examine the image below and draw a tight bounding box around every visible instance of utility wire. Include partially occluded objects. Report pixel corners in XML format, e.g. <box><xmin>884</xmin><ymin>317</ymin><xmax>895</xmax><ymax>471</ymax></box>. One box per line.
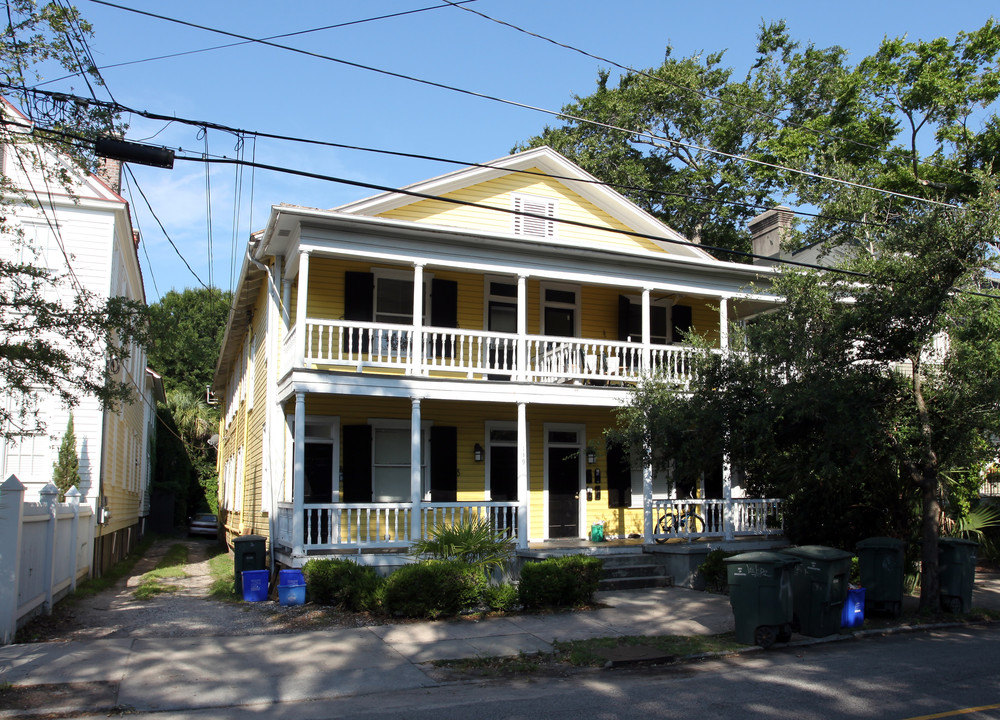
<box><xmin>41</xmin><ymin>0</ymin><xmax>480</xmax><ymax>86</ymax></box>
<box><xmin>440</xmin><ymin>0</ymin><xmax>969</xmax><ymax>180</ymax></box>
<box><xmin>2</xmin><ymin>85</ymin><xmax>887</xmax><ymax>228</ymax></box>
<box><xmin>85</xmin><ymin>0</ymin><xmax>960</xmax><ymax>210</ymax></box>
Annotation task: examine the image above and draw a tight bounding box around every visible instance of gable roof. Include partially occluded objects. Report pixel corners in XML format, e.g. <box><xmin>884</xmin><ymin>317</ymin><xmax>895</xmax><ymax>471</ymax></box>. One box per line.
<box><xmin>334</xmin><ymin>146</ymin><xmax>717</xmax><ymax>262</ymax></box>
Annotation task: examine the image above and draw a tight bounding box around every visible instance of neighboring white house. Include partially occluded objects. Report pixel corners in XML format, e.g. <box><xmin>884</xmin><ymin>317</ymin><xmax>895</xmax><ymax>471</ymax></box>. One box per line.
<box><xmin>0</xmin><ymin>98</ymin><xmax>155</xmax><ymax>575</ymax></box>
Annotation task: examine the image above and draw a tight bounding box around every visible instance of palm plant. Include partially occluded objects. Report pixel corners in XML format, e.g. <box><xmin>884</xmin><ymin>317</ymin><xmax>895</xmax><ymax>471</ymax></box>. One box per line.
<box><xmin>410</xmin><ymin>519</ymin><xmax>513</xmax><ymax>577</ymax></box>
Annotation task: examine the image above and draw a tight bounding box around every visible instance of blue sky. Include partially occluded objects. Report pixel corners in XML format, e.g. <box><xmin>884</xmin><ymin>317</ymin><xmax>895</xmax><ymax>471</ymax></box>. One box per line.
<box><xmin>35</xmin><ymin>0</ymin><xmax>1000</xmax><ymax>302</ymax></box>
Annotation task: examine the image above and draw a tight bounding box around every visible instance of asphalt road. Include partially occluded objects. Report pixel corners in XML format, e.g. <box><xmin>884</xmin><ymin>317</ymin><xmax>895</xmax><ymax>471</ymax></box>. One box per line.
<box><xmin>115</xmin><ymin>624</ymin><xmax>1000</xmax><ymax>720</ymax></box>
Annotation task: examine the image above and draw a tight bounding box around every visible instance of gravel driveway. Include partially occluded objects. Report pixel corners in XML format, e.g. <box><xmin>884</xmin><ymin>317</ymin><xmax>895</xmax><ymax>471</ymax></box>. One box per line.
<box><xmin>19</xmin><ymin>537</ymin><xmax>386</xmax><ymax>642</ymax></box>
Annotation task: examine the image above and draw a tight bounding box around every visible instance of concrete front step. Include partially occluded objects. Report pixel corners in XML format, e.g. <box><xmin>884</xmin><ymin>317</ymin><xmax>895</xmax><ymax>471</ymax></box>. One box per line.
<box><xmin>602</xmin><ymin>564</ymin><xmax>670</xmax><ymax>580</ymax></box>
<box><xmin>599</xmin><ymin>574</ymin><xmax>674</xmax><ymax>591</ymax></box>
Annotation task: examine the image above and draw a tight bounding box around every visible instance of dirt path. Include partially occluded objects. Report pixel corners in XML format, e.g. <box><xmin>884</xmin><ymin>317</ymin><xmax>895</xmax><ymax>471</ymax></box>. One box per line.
<box><xmin>18</xmin><ymin>537</ymin><xmax>384</xmax><ymax>642</ymax></box>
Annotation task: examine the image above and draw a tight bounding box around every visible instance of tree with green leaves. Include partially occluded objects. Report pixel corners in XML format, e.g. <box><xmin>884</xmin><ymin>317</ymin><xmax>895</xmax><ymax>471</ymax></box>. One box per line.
<box><xmin>52</xmin><ymin>413</ymin><xmax>80</xmax><ymax>502</ymax></box>
<box><xmin>1</xmin><ymin>2</ymin><xmax>147</xmax><ymax>440</ymax></box>
<box><xmin>616</xmin><ymin>189</ymin><xmax>1000</xmax><ymax>611</ymax></box>
<box><xmin>517</xmin><ymin>20</ymin><xmax>1000</xmax><ymax>258</ymax></box>
<box><xmin>146</xmin><ymin>288</ymin><xmax>232</xmax><ymax>399</ymax></box>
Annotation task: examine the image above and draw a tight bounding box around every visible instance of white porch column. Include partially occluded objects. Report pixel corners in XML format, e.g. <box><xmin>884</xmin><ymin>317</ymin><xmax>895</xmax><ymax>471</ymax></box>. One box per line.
<box><xmin>642</xmin><ymin>461</ymin><xmax>654</xmax><ymax>543</ymax></box>
<box><xmin>516</xmin><ymin>401</ymin><xmax>528</xmax><ymax>549</ymax></box>
<box><xmin>719</xmin><ymin>295</ymin><xmax>734</xmax><ymax>539</ymax></box>
<box><xmin>411</xmin><ymin>264</ymin><xmax>424</xmax><ymax>375</ymax></box>
<box><xmin>641</xmin><ymin>288</ymin><xmax>651</xmax><ymax>373</ymax></box>
<box><xmin>295</xmin><ymin>251</ymin><xmax>310</xmax><ymax>366</ymax></box>
<box><xmin>516</xmin><ymin>275</ymin><xmax>527</xmax><ymax>382</ymax></box>
<box><xmin>719</xmin><ymin>295</ymin><xmax>729</xmax><ymax>350</ymax></box>
<box><xmin>410</xmin><ymin>397</ymin><xmax>423</xmax><ymax>542</ymax></box>
<box><xmin>722</xmin><ymin>453</ymin><xmax>735</xmax><ymax>540</ymax></box>
<box><xmin>281</xmin><ymin>277</ymin><xmax>291</xmax><ymax>331</ymax></box>
<box><xmin>292</xmin><ymin>391</ymin><xmax>306</xmax><ymax>556</ymax></box>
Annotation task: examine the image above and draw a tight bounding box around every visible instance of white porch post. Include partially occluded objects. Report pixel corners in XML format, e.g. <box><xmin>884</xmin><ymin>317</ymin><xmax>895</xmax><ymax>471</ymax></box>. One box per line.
<box><xmin>642</xmin><ymin>460</ymin><xmax>654</xmax><ymax>543</ymax></box>
<box><xmin>516</xmin><ymin>401</ymin><xmax>528</xmax><ymax>549</ymax></box>
<box><xmin>719</xmin><ymin>296</ymin><xmax>734</xmax><ymax>540</ymax></box>
<box><xmin>516</xmin><ymin>275</ymin><xmax>527</xmax><ymax>382</ymax></box>
<box><xmin>281</xmin><ymin>277</ymin><xmax>291</xmax><ymax>331</ymax></box>
<box><xmin>719</xmin><ymin>295</ymin><xmax>729</xmax><ymax>350</ymax></box>
<box><xmin>295</xmin><ymin>251</ymin><xmax>310</xmax><ymax>366</ymax></box>
<box><xmin>292</xmin><ymin>391</ymin><xmax>305</xmax><ymax>556</ymax></box>
<box><xmin>410</xmin><ymin>398</ymin><xmax>423</xmax><ymax>542</ymax></box>
<box><xmin>411</xmin><ymin>264</ymin><xmax>424</xmax><ymax>375</ymax></box>
<box><xmin>641</xmin><ymin>288</ymin><xmax>651</xmax><ymax>373</ymax></box>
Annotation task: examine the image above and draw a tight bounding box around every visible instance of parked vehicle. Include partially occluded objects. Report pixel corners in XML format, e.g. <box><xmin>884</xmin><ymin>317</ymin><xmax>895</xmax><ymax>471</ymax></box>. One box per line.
<box><xmin>188</xmin><ymin>513</ymin><xmax>219</xmax><ymax>539</ymax></box>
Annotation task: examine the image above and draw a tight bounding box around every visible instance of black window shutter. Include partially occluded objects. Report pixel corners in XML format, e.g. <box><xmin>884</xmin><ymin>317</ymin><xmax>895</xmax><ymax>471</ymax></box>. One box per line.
<box><xmin>618</xmin><ymin>295</ymin><xmax>631</xmax><ymax>342</ymax></box>
<box><xmin>344</xmin><ymin>271</ymin><xmax>373</xmax><ymax>353</ymax></box>
<box><xmin>429</xmin><ymin>426</ymin><xmax>458</xmax><ymax>502</ymax></box>
<box><xmin>341</xmin><ymin>425</ymin><xmax>372</xmax><ymax>502</ymax></box>
<box><xmin>671</xmin><ymin>305</ymin><xmax>693</xmax><ymax>344</ymax></box>
<box><xmin>430</xmin><ymin>278</ymin><xmax>458</xmax><ymax>358</ymax></box>
<box><xmin>605</xmin><ymin>440</ymin><xmax>632</xmax><ymax>509</ymax></box>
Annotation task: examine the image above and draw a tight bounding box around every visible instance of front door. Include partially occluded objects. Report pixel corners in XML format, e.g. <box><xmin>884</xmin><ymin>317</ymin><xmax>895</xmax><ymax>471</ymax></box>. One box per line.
<box><xmin>547</xmin><ymin>446</ymin><xmax>580</xmax><ymax>538</ymax></box>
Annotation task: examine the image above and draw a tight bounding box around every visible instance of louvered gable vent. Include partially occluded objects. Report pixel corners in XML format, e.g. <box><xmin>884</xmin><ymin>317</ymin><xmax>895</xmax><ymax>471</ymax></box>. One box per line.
<box><xmin>512</xmin><ymin>193</ymin><xmax>556</xmax><ymax>238</ymax></box>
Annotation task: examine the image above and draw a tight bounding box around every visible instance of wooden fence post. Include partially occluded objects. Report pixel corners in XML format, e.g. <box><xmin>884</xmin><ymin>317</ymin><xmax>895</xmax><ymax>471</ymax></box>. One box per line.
<box><xmin>66</xmin><ymin>486</ymin><xmax>81</xmax><ymax>592</ymax></box>
<box><xmin>39</xmin><ymin>482</ymin><xmax>59</xmax><ymax>615</ymax></box>
<box><xmin>0</xmin><ymin>475</ymin><xmax>26</xmax><ymax>645</ymax></box>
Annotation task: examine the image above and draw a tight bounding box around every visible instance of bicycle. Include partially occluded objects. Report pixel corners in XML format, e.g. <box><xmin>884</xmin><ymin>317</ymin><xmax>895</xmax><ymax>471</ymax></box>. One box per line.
<box><xmin>654</xmin><ymin>505</ymin><xmax>706</xmax><ymax>543</ymax></box>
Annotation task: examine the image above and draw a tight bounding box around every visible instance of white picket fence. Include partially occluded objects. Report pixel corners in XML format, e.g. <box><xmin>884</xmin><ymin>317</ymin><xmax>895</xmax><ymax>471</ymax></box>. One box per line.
<box><xmin>0</xmin><ymin>475</ymin><xmax>94</xmax><ymax>645</ymax></box>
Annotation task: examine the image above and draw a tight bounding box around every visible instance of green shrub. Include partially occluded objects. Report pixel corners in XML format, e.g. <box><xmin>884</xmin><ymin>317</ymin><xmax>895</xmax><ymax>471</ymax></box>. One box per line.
<box><xmin>302</xmin><ymin>558</ymin><xmax>383</xmax><ymax>612</ymax></box>
<box><xmin>382</xmin><ymin>560</ymin><xmax>487</xmax><ymax>618</ymax></box>
<box><xmin>697</xmin><ymin>549</ymin><xmax>737</xmax><ymax>593</ymax></box>
<box><xmin>482</xmin><ymin>582</ymin><xmax>519</xmax><ymax>612</ymax></box>
<box><xmin>518</xmin><ymin>555</ymin><xmax>603</xmax><ymax>609</ymax></box>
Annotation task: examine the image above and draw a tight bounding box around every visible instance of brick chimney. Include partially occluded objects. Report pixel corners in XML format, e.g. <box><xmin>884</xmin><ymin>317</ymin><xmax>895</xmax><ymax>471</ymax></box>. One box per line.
<box><xmin>749</xmin><ymin>206</ymin><xmax>793</xmax><ymax>265</ymax></box>
<box><xmin>97</xmin><ymin>156</ymin><xmax>122</xmax><ymax>194</ymax></box>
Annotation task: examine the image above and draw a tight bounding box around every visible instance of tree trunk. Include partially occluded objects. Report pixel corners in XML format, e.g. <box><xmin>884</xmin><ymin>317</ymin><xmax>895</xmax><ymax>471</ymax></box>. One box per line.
<box><xmin>912</xmin><ymin>356</ymin><xmax>941</xmax><ymax>612</ymax></box>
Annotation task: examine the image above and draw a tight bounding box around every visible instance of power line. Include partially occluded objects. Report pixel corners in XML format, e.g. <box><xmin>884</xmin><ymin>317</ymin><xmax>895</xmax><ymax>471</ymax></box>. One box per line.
<box><xmin>42</xmin><ymin>0</ymin><xmax>480</xmax><ymax>87</ymax></box>
<box><xmin>441</xmin><ymin>0</ymin><xmax>970</xmax><ymax>181</ymax></box>
<box><xmin>1</xmin><ymin>84</ymin><xmax>886</xmax><ymax>229</ymax></box>
<box><xmin>84</xmin><ymin>0</ymin><xmax>960</xmax><ymax>210</ymax></box>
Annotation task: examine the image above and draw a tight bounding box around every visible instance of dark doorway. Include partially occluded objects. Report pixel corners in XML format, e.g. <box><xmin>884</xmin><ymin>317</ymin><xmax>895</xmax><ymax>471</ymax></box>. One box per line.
<box><xmin>490</xmin><ymin>445</ymin><xmax>518</xmax><ymax>534</ymax></box>
<box><xmin>547</xmin><ymin>446</ymin><xmax>579</xmax><ymax>538</ymax></box>
<box><xmin>304</xmin><ymin>442</ymin><xmax>334</xmax><ymax>545</ymax></box>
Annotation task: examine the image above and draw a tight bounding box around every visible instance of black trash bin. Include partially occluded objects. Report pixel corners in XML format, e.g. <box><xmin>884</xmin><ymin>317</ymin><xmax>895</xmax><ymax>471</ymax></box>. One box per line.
<box><xmin>780</xmin><ymin>545</ymin><xmax>853</xmax><ymax>638</ymax></box>
<box><xmin>724</xmin><ymin>551</ymin><xmax>799</xmax><ymax>648</ymax></box>
<box><xmin>938</xmin><ymin>537</ymin><xmax>977</xmax><ymax>613</ymax></box>
<box><xmin>856</xmin><ymin>536</ymin><xmax>906</xmax><ymax>617</ymax></box>
<box><xmin>232</xmin><ymin>534</ymin><xmax>267</xmax><ymax>595</ymax></box>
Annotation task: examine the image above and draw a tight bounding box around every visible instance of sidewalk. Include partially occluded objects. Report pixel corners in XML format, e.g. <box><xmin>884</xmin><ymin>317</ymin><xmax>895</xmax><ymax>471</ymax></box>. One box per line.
<box><xmin>1</xmin><ymin>577</ymin><xmax>998</xmax><ymax>716</ymax></box>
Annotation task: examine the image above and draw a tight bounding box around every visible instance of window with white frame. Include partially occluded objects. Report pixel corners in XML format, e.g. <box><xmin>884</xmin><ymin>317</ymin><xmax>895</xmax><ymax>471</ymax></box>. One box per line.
<box><xmin>512</xmin><ymin>193</ymin><xmax>557</xmax><ymax>238</ymax></box>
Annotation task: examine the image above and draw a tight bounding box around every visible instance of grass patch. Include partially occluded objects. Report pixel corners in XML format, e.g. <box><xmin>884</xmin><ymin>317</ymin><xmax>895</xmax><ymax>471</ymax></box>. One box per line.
<box><xmin>554</xmin><ymin>633</ymin><xmax>743</xmax><ymax>666</ymax></box>
<box><xmin>207</xmin><ymin>547</ymin><xmax>239</xmax><ymax>601</ymax></box>
<box><xmin>432</xmin><ymin>633</ymin><xmax>742</xmax><ymax>676</ymax></box>
<box><xmin>131</xmin><ymin>544</ymin><xmax>189</xmax><ymax>601</ymax></box>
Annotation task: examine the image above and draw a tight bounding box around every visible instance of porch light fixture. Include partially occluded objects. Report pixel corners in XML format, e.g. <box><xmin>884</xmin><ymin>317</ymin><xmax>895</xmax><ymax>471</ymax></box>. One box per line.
<box><xmin>474</xmin><ymin>443</ymin><xmax>484</xmax><ymax>462</ymax></box>
<box><xmin>586</xmin><ymin>447</ymin><xmax>597</xmax><ymax>465</ymax></box>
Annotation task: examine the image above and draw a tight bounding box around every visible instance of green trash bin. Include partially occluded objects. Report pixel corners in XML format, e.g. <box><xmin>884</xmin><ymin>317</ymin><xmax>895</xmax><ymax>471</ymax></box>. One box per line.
<box><xmin>780</xmin><ymin>545</ymin><xmax>853</xmax><ymax>638</ymax></box>
<box><xmin>856</xmin><ymin>537</ymin><xmax>906</xmax><ymax>617</ymax></box>
<box><xmin>232</xmin><ymin>534</ymin><xmax>267</xmax><ymax>595</ymax></box>
<box><xmin>724</xmin><ymin>551</ymin><xmax>799</xmax><ymax>648</ymax></box>
<box><xmin>938</xmin><ymin>537</ymin><xmax>978</xmax><ymax>613</ymax></box>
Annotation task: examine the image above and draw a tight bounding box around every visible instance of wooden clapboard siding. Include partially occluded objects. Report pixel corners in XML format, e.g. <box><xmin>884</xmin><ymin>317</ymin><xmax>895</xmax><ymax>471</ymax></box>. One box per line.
<box><xmin>378</xmin><ymin>168</ymin><xmax>667</xmax><ymax>254</ymax></box>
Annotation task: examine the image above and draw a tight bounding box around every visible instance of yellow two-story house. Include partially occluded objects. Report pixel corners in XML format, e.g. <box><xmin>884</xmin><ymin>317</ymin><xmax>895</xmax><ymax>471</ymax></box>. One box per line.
<box><xmin>213</xmin><ymin>147</ymin><xmax>784</xmax><ymax>570</ymax></box>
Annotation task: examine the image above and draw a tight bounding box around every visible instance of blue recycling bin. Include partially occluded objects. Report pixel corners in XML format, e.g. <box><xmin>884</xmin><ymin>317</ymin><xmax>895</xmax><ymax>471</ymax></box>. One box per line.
<box><xmin>841</xmin><ymin>587</ymin><xmax>865</xmax><ymax>628</ymax></box>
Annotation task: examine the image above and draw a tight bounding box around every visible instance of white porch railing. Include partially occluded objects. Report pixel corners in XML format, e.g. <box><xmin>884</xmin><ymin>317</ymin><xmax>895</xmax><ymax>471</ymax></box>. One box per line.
<box><xmin>276</xmin><ymin>500</ymin><xmax>519</xmax><ymax>551</ymax></box>
<box><xmin>651</xmin><ymin>498</ymin><xmax>784</xmax><ymax>542</ymax></box>
<box><xmin>287</xmin><ymin>319</ymin><xmax>707</xmax><ymax>386</ymax></box>
<box><xmin>276</xmin><ymin>498</ymin><xmax>783</xmax><ymax>552</ymax></box>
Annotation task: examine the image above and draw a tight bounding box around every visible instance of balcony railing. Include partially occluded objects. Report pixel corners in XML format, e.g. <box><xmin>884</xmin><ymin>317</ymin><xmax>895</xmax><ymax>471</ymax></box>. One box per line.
<box><xmin>282</xmin><ymin>319</ymin><xmax>708</xmax><ymax>386</ymax></box>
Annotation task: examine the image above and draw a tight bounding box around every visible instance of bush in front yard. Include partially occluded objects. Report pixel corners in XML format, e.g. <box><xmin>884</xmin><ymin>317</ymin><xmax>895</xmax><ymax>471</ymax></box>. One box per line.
<box><xmin>302</xmin><ymin>558</ymin><xmax>383</xmax><ymax>612</ymax></box>
<box><xmin>381</xmin><ymin>560</ymin><xmax>486</xmax><ymax>619</ymax></box>
<box><xmin>518</xmin><ymin>555</ymin><xmax>603</xmax><ymax>609</ymax></box>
